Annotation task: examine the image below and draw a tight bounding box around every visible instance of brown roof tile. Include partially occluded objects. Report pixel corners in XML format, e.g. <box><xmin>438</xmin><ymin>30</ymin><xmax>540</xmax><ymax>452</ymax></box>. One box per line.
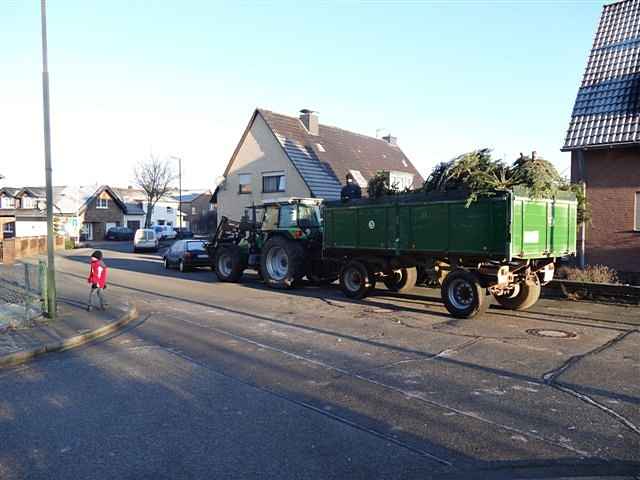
<box><xmin>257</xmin><ymin>109</ymin><xmax>423</xmax><ymax>198</ymax></box>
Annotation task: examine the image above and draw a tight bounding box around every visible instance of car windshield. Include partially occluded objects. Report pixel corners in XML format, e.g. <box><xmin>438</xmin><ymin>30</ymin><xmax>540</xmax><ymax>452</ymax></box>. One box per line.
<box><xmin>186</xmin><ymin>241</ymin><xmax>206</xmax><ymax>252</ymax></box>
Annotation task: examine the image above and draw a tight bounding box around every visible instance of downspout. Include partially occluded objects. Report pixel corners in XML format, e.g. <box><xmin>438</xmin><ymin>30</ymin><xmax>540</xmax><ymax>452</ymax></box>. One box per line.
<box><xmin>576</xmin><ymin>150</ymin><xmax>586</xmax><ymax>269</ymax></box>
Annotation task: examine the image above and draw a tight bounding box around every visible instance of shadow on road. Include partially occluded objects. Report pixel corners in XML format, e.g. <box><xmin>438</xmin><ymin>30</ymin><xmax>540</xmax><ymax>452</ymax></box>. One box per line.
<box><xmin>2</xmin><ymin>305</ymin><xmax>638</xmax><ymax>479</ymax></box>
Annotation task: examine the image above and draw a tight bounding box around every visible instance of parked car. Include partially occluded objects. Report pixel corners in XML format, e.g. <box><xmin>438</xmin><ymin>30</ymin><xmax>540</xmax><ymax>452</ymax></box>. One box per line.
<box><xmin>163</xmin><ymin>239</ymin><xmax>209</xmax><ymax>272</ymax></box>
<box><xmin>133</xmin><ymin>228</ymin><xmax>159</xmax><ymax>252</ymax></box>
<box><xmin>105</xmin><ymin>226</ymin><xmax>134</xmax><ymax>241</ymax></box>
<box><xmin>174</xmin><ymin>228</ymin><xmax>194</xmax><ymax>239</ymax></box>
<box><xmin>153</xmin><ymin>225</ymin><xmax>177</xmax><ymax>241</ymax></box>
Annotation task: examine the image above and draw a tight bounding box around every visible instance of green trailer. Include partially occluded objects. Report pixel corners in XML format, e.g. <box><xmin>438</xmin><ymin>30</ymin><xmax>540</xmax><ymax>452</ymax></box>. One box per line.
<box><xmin>323</xmin><ymin>188</ymin><xmax>578</xmax><ymax>318</ymax></box>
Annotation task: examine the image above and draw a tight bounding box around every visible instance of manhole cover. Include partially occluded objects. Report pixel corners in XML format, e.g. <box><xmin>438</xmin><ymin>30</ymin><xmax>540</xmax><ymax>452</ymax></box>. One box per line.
<box><xmin>526</xmin><ymin>328</ymin><xmax>577</xmax><ymax>339</ymax></box>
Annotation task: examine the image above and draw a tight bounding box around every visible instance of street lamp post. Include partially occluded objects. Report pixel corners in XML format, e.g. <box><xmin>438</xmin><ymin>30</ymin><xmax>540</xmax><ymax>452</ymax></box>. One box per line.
<box><xmin>170</xmin><ymin>156</ymin><xmax>182</xmax><ymax>231</ymax></box>
<box><xmin>40</xmin><ymin>0</ymin><xmax>56</xmax><ymax>319</ymax></box>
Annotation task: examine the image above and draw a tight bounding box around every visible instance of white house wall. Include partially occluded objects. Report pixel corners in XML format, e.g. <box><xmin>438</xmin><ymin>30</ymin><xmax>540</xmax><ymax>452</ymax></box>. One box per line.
<box><xmin>15</xmin><ymin>220</ymin><xmax>47</xmax><ymax>238</ymax></box>
<box><xmin>217</xmin><ymin>114</ymin><xmax>311</xmax><ymax>223</ymax></box>
<box><xmin>148</xmin><ymin>199</ymin><xmax>187</xmax><ymax>227</ymax></box>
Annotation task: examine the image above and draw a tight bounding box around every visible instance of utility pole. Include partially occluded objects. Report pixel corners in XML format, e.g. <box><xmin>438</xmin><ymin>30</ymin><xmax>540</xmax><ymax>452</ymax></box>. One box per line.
<box><xmin>170</xmin><ymin>156</ymin><xmax>183</xmax><ymax>231</ymax></box>
<box><xmin>40</xmin><ymin>0</ymin><xmax>56</xmax><ymax>319</ymax></box>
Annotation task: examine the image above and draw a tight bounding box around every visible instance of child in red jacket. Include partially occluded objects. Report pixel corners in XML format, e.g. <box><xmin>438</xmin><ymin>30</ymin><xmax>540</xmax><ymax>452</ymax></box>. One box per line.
<box><xmin>87</xmin><ymin>250</ymin><xmax>108</xmax><ymax>311</ymax></box>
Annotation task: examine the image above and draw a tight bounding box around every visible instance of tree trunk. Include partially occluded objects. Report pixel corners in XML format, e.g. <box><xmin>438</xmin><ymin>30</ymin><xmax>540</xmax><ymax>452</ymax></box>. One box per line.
<box><xmin>145</xmin><ymin>203</ymin><xmax>154</xmax><ymax>228</ymax></box>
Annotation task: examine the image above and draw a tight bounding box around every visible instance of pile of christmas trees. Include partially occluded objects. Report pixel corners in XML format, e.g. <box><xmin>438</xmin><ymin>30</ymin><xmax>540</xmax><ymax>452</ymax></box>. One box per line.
<box><xmin>368</xmin><ymin>149</ymin><xmax>588</xmax><ymax>223</ymax></box>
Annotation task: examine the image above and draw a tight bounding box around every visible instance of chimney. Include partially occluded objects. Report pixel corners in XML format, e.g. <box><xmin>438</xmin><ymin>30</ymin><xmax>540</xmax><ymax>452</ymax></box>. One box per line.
<box><xmin>299</xmin><ymin>109</ymin><xmax>319</xmax><ymax>135</ymax></box>
<box><xmin>382</xmin><ymin>134</ymin><xmax>397</xmax><ymax>146</ymax></box>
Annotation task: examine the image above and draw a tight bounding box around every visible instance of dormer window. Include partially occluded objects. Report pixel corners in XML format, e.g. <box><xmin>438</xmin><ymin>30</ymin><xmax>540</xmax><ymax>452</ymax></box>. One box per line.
<box><xmin>21</xmin><ymin>197</ymin><xmax>36</xmax><ymax>209</ymax></box>
<box><xmin>96</xmin><ymin>198</ymin><xmax>109</xmax><ymax>209</ymax></box>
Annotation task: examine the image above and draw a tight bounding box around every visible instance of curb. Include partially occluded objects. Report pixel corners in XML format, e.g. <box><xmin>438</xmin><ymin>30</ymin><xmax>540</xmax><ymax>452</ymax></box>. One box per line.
<box><xmin>543</xmin><ymin>279</ymin><xmax>640</xmax><ymax>303</ymax></box>
<box><xmin>0</xmin><ymin>304</ymin><xmax>139</xmax><ymax>368</ymax></box>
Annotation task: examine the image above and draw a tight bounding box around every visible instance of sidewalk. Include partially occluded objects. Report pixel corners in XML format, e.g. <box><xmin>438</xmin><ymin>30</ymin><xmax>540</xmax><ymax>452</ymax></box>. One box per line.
<box><xmin>0</xmin><ymin>284</ymin><xmax>137</xmax><ymax>367</ymax></box>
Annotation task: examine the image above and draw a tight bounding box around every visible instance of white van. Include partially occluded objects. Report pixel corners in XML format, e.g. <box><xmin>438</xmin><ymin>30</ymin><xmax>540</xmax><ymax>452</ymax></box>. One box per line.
<box><xmin>133</xmin><ymin>228</ymin><xmax>159</xmax><ymax>253</ymax></box>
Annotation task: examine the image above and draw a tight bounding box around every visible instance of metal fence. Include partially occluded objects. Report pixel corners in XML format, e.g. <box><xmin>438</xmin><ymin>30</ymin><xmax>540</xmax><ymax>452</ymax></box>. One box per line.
<box><xmin>0</xmin><ymin>261</ymin><xmax>47</xmax><ymax>329</ymax></box>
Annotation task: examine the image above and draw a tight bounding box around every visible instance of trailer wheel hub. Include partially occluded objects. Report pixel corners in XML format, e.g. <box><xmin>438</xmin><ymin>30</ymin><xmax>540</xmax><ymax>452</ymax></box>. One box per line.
<box><xmin>448</xmin><ymin>278</ymin><xmax>474</xmax><ymax>309</ymax></box>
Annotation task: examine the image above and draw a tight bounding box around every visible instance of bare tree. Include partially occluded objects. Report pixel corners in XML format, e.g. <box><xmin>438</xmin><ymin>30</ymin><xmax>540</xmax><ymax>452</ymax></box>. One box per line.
<box><xmin>134</xmin><ymin>155</ymin><xmax>177</xmax><ymax>228</ymax></box>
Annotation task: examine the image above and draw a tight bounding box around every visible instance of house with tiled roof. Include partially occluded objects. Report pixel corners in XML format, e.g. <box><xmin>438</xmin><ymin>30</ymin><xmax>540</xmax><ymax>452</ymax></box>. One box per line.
<box><xmin>562</xmin><ymin>0</ymin><xmax>640</xmax><ymax>274</ymax></box>
<box><xmin>216</xmin><ymin>108</ymin><xmax>422</xmax><ymax>223</ymax></box>
<box><xmin>0</xmin><ymin>184</ymin><xmax>135</xmax><ymax>241</ymax></box>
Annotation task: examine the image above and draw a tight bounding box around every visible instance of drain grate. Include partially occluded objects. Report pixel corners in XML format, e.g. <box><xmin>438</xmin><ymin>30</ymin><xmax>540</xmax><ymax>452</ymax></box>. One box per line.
<box><xmin>526</xmin><ymin>328</ymin><xmax>577</xmax><ymax>339</ymax></box>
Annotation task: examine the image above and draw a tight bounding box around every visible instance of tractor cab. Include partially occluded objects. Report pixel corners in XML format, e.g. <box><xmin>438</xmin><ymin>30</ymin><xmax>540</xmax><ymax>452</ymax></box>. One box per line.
<box><xmin>208</xmin><ymin>198</ymin><xmax>336</xmax><ymax>287</ymax></box>
<box><xmin>251</xmin><ymin>198</ymin><xmax>323</xmax><ymax>240</ymax></box>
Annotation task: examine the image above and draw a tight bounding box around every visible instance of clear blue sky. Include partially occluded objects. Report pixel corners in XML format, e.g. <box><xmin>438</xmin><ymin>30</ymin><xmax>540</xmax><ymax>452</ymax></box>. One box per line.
<box><xmin>1</xmin><ymin>1</ymin><xmax>605</xmax><ymax>189</ymax></box>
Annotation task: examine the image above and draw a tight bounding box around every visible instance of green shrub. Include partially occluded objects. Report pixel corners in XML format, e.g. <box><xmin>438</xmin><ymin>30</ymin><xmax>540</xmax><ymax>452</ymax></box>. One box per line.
<box><xmin>367</xmin><ymin>171</ymin><xmax>400</xmax><ymax>199</ymax></box>
<box><xmin>557</xmin><ymin>265</ymin><xmax>619</xmax><ymax>284</ymax></box>
<box><xmin>64</xmin><ymin>238</ymin><xmax>76</xmax><ymax>250</ymax></box>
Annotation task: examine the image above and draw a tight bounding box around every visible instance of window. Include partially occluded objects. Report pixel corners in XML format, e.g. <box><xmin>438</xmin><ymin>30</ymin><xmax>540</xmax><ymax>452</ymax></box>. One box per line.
<box><xmin>192</xmin><ymin>206</ymin><xmax>197</xmax><ymax>215</ymax></box>
<box><xmin>279</xmin><ymin>205</ymin><xmax>297</xmax><ymax>228</ymax></box>
<box><xmin>0</xmin><ymin>197</ymin><xmax>15</xmax><ymax>209</ymax></box>
<box><xmin>278</xmin><ymin>204</ymin><xmax>320</xmax><ymax>229</ymax></box>
<box><xmin>186</xmin><ymin>240</ymin><xmax>206</xmax><ymax>252</ymax></box>
<box><xmin>167</xmin><ymin>206</ymin><xmax>173</xmax><ymax>213</ymax></box>
<box><xmin>635</xmin><ymin>192</ymin><xmax>640</xmax><ymax>231</ymax></box>
<box><xmin>158</xmin><ymin>220</ymin><xmax>165</xmax><ymax>226</ymax></box>
<box><xmin>262</xmin><ymin>206</ymin><xmax>279</xmax><ymax>230</ymax></box>
<box><xmin>21</xmin><ymin>197</ymin><xmax>35</xmax><ymax>209</ymax></box>
<box><xmin>2</xmin><ymin>222</ymin><xmax>15</xmax><ymax>238</ymax></box>
<box><xmin>262</xmin><ymin>172</ymin><xmax>286</xmax><ymax>193</ymax></box>
<box><xmin>238</xmin><ymin>173</ymin><xmax>252</xmax><ymax>194</ymax></box>
<box><xmin>389</xmin><ymin>172</ymin><xmax>415</xmax><ymax>190</ymax></box>
<box><xmin>96</xmin><ymin>198</ymin><xmax>109</xmax><ymax>209</ymax></box>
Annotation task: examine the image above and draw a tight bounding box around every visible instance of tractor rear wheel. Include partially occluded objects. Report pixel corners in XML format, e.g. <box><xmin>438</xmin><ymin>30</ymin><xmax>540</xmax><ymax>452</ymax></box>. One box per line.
<box><xmin>214</xmin><ymin>246</ymin><xmax>244</xmax><ymax>282</ymax></box>
<box><xmin>493</xmin><ymin>276</ymin><xmax>541</xmax><ymax>311</ymax></box>
<box><xmin>261</xmin><ymin>236</ymin><xmax>305</xmax><ymax>289</ymax></box>
<box><xmin>383</xmin><ymin>267</ymin><xmax>418</xmax><ymax>292</ymax></box>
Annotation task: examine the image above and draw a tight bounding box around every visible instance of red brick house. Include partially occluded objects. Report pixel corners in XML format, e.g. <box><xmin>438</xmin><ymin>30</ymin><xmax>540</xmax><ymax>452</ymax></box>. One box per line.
<box><xmin>562</xmin><ymin>0</ymin><xmax>640</xmax><ymax>275</ymax></box>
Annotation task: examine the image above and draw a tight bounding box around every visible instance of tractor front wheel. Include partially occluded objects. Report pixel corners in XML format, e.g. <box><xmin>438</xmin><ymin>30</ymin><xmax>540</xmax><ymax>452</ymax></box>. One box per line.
<box><xmin>214</xmin><ymin>246</ymin><xmax>244</xmax><ymax>282</ymax></box>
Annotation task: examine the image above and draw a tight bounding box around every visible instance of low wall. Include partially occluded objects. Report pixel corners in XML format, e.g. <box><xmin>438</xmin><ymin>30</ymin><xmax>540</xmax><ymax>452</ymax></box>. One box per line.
<box><xmin>0</xmin><ymin>235</ymin><xmax>65</xmax><ymax>265</ymax></box>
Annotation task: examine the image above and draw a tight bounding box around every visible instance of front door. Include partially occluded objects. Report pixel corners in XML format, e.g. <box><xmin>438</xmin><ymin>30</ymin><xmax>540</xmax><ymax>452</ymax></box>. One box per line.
<box><xmin>81</xmin><ymin>222</ymin><xmax>93</xmax><ymax>241</ymax></box>
<box><xmin>127</xmin><ymin>220</ymin><xmax>140</xmax><ymax>231</ymax></box>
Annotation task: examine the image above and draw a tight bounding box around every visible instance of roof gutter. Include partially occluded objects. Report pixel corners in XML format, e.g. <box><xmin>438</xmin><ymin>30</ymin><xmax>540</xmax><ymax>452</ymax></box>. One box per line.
<box><xmin>561</xmin><ymin>141</ymin><xmax>640</xmax><ymax>152</ymax></box>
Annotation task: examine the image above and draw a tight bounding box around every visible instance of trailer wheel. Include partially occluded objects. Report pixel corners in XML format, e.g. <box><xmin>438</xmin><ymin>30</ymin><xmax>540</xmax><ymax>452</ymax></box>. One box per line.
<box><xmin>214</xmin><ymin>246</ymin><xmax>244</xmax><ymax>282</ymax></box>
<box><xmin>261</xmin><ymin>236</ymin><xmax>305</xmax><ymax>289</ymax></box>
<box><xmin>493</xmin><ymin>276</ymin><xmax>541</xmax><ymax>311</ymax></box>
<box><xmin>441</xmin><ymin>269</ymin><xmax>489</xmax><ymax>318</ymax></box>
<box><xmin>340</xmin><ymin>260</ymin><xmax>375</xmax><ymax>299</ymax></box>
<box><xmin>383</xmin><ymin>267</ymin><xmax>418</xmax><ymax>292</ymax></box>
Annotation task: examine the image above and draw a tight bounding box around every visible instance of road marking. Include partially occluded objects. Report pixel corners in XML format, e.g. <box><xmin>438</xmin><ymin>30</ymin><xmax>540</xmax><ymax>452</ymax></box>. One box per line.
<box><xmin>166</xmin><ymin>312</ymin><xmax>591</xmax><ymax>457</ymax></box>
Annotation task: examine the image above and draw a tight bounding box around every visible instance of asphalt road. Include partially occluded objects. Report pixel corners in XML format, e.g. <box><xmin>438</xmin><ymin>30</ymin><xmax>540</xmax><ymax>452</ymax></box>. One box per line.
<box><xmin>1</xmin><ymin>241</ymin><xmax>639</xmax><ymax>479</ymax></box>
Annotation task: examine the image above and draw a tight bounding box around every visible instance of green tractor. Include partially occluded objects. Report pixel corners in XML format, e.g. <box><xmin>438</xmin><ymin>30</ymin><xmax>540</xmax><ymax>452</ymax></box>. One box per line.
<box><xmin>207</xmin><ymin>198</ymin><xmax>338</xmax><ymax>288</ymax></box>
